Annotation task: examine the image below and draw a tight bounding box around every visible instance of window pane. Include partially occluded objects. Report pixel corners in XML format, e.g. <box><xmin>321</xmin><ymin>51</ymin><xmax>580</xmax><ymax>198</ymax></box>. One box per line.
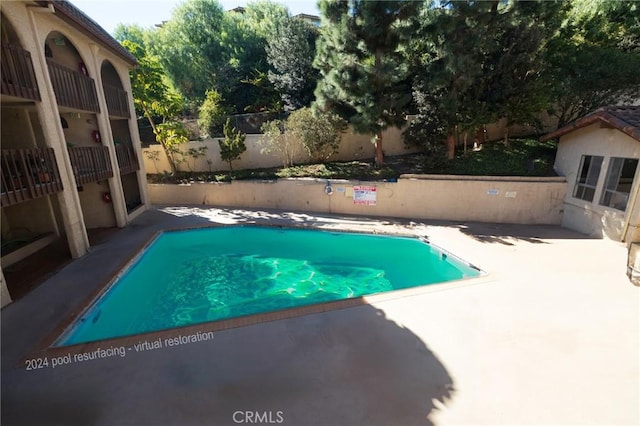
<box><xmin>600</xmin><ymin>157</ymin><xmax>638</xmax><ymax>211</ymax></box>
<box><xmin>611</xmin><ymin>191</ymin><xmax>629</xmax><ymax>211</ymax></box>
<box><xmin>617</xmin><ymin>158</ymin><xmax>639</xmax><ymax>192</ymax></box>
<box><xmin>586</xmin><ymin>156</ymin><xmax>603</xmax><ymax>186</ymax></box>
<box><xmin>578</xmin><ymin>156</ymin><xmax>591</xmax><ymax>184</ymax></box>
<box><xmin>603</xmin><ymin>158</ymin><xmax>623</xmax><ymax>191</ymax></box>
<box><xmin>574</xmin><ymin>155</ymin><xmax>603</xmax><ymax>201</ymax></box>
<box><xmin>583</xmin><ymin>187</ymin><xmax>595</xmax><ymax>202</ymax></box>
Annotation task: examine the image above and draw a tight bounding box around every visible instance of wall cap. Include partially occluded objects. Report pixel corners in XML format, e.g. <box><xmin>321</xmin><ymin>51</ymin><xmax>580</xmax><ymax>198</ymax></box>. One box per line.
<box><xmin>399</xmin><ymin>174</ymin><xmax>566</xmax><ymax>183</ymax></box>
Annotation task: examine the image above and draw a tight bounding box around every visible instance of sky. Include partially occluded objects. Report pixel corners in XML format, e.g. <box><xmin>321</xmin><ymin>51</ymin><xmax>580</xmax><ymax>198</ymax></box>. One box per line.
<box><xmin>70</xmin><ymin>0</ymin><xmax>321</xmax><ymax>35</ymax></box>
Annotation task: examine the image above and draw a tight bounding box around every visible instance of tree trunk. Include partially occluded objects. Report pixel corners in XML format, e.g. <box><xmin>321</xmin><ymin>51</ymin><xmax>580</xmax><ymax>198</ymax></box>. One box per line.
<box><xmin>503</xmin><ymin>126</ymin><xmax>510</xmax><ymax>147</ymax></box>
<box><xmin>446</xmin><ymin>133</ymin><xmax>455</xmax><ymax>160</ymax></box>
<box><xmin>374</xmin><ymin>131</ymin><xmax>384</xmax><ymax>166</ymax></box>
<box><xmin>144</xmin><ymin>105</ymin><xmax>177</xmax><ymax>174</ymax></box>
<box><xmin>373</xmin><ymin>48</ymin><xmax>385</xmax><ymax>167</ymax></box>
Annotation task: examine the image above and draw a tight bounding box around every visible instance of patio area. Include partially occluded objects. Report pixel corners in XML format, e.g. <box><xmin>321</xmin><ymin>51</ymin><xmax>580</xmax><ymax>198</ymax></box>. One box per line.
<box><xmin>1</xmin><ymin>206</ymin><xmax>638</xmax><ymax>425</ymax></box>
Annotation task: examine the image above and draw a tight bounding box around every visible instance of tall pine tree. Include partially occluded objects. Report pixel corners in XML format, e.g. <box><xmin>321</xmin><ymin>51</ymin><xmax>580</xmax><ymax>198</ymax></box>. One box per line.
<box><xmin>314</xmin><ymin>0</ymin><xmax>416</xmax><ymax>165</ymax></box>
<box><xmin>408</xmin><ymin>0</ymin><xmax>565</xmax><ymax>157</ymax></box>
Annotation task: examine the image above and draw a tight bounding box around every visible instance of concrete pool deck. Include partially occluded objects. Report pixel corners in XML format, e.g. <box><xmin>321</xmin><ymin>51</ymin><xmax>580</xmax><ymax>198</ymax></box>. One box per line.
<box><xmin>1</xmin><ymin>206</ymin><xmax>638</xmax><ymax>425</ymax></box>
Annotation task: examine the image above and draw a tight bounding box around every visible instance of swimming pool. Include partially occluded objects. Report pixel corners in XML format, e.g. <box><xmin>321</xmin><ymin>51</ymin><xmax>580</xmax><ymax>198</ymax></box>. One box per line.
<box><xmin>55</xmin><ymin>226</ymin><xmax>481</xmax><ymax>346</ymax></box>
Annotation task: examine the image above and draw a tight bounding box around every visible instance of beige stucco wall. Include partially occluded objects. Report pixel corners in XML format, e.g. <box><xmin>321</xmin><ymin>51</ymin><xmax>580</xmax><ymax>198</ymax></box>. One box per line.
<box><xmin>45</xmin><ymin>30</ymin><xmax>85</xmax><ymax>72</ymax></box>
<box><xmin>76</xmin><ymin>181</ymin><xmax>117</xmax><ymax>228</ymax></box>
<box><xmin>142</xmin><ymin>125</ymin><xmax>420</xmax><ymax>173</ymax></box>
<box><xmin>480</xmin><ymin>113</ymin><xmax>559</xmax><ymax>143</ymax></box>
<box><xmin>148</xmin><ymin>175</ymin><xmax>567</xmax><ymax>225</ymax></box>
<box><xmin>1</xmin><ymin>108</ymin><xmax>38</xmax><ymax>149</ymax></box>
<box><xmin>2</xmin><ymin>197</ymin><xmax>58</xmax><ymax>237</ymax></box>
<box><xmin>143</xmin><ymin>112</ymin><xmax>560</xmax><ymax>174</ymax></box>
<box><xmin>554</xmin><ymin>123</ymin><xmax>640</xmax><ymax>241</ymax></box>
<box><xmin>62</xmin><ymin>111</ymin><xmax>100</xmax><ymax>147</ymax></box>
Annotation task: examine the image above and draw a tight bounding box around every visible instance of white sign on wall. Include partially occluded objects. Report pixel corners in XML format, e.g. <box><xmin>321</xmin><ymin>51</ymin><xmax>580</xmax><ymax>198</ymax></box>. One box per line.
<box><xmin>353</xmin><ymin>186</ymin><xmax>377</xmax><ymax>205</ymax></box>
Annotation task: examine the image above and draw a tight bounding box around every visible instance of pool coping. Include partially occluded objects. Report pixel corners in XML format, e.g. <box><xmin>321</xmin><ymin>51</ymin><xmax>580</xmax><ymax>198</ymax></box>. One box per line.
<box><xmin>27</xmin><ymin>222</ymin><xmax>490</xmax><ymax>363</ymax></box>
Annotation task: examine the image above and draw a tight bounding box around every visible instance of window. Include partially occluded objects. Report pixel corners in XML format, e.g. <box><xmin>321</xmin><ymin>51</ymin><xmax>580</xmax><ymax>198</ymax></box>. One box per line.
<box><xmin>600</xmin><ymin>157</ymin><xmax>639</xmax><ymax>211</ymax></box>
<box><xmin>573</xmin><ymin>155</ymin><xmax>603</xmax><ymax>202</ymax></box>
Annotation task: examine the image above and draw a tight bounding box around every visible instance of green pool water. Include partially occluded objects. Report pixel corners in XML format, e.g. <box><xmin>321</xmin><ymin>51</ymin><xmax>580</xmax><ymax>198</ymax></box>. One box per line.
<box><xmin>56</xmin><ymin>226</ymin><xmax>480</xmax><ymax>346</ymax></box>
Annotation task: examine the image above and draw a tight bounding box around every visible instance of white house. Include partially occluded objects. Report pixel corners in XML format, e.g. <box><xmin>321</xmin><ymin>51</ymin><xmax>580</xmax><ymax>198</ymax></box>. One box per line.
<box><xmin>542</xmin><ymin>106</ymin><xmax>640</xmax><ymax>244</ymax></box>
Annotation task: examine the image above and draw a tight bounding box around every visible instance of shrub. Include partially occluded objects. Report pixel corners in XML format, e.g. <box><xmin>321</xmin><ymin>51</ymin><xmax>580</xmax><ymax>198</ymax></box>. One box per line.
<box><xmin>287</xmin><ymin>107</ymin><xmax>346</xmax><ymax>162</ymax></box>
<box><xmin>403</xmin><ymin>114</ymin><xmax>449</xmax><ymax>172</ymax></box>
<box><xmin>260</xmin><ymin>119</ymin><xmax>301</xmax><ymax>168</ymax></box>
<box><xmin>219</xmin><ymin>119</ymin><xmax>247</xmax><ymax>172</ymax></box>
<box><xmin>198</xmin><ymin>89</ymin><xmax>230</xmax><ymax>138</ymax></box>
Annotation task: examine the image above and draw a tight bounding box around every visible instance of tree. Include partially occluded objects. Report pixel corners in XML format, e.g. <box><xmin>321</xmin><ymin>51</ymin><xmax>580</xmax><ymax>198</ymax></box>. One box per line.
<box><xmin>314</xmin><ymin>0</ymin><xmax>417</xmax><ymax>166</ymax></box>
<box><xmin>225</xmin><ymin>2</ymin><xmax>290</xmax><ymax>113</ymax></box>
<box><xmin>260</xmin><ymin>120</ymin><xmax>301</xmax><ymax>168</ymax></box>
<box><xmin>198</xmin><ymin>89</ymin><xmax>230</xmax><ymax>137</ymax></box>
<box><xmin>133</xmin><ymin>1</ymin><xmax>293</xmax><ymax>114</ymax></box>
<box><xmin>407</xmin><ymin>1</ymin><xmax>493</xmax><ymax>158</ymax></box>
<box><xmin>266</xmin><ymin>17</ymin><xmax>319</xmax><ymax>111</ymax></box>
<box><xmin>121</xmin><ymin>39</ymin><xmax>187</xmax><ymax>173</ymax></box>
<box><xmin>219</xmin><ymin>118</ymin><xmax>247</xmax><ymax>172</ymax></box>
<box><xmin>150</xmin><ymin>0</ymin><xmax>226</xmax><ymax>100</ymax></box>
<box><xmin>287</xmin><ymin>107</ymin><xmax>346</xmax><ymax>162</ymax></box>
<box><xmin>545</xmin><ymin>0</ymin><xmax>640</xmax><ymax>126</ymax></box>
<box><xmin>408</xmin><ymin>1</ymin><xmax>565</xmax><ymax>157</ymax></box>
<box><xmin>113</xmin><ymin>23</ymin><xmax>148</xmax><ymax>47</ymax></box>
<box><xmin>483</xmin><ymin>1</ymin><xmax>566</xmax><ymax>144</ymax></box>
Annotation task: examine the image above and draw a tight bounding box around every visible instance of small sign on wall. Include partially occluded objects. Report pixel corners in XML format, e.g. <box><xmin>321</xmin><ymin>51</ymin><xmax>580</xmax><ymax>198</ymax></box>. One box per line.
<box><xmin>487</xmin><ymin>189</ymin><xmax>499</xmax><ymax>196</ymax></box>
<box><xmin>353</xmin><ymin>185</ymin><xmax>377</xmax><ymax>205</ymax></box>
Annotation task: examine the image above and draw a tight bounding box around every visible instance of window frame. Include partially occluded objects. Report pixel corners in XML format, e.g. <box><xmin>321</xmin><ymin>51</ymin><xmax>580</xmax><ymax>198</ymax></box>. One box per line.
<box><xmin>599</xmin><ymin>157</ymin><xmax>639</xmax><ymax>212</ymax></box>
<box><xmin>573</xmin><ymin>155</ymin><xmax>604</xmax><ymax>203</ymax></box>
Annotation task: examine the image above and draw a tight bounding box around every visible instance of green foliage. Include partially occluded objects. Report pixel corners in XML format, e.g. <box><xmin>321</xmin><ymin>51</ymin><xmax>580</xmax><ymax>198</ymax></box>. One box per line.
<box><xmin>150</xmin><ymin>0</ymin><xmax>225</xmax><ymax>100</ymax></box>
<box><xmin>239</xmin><ymin>69</ymin><xmax>282</xmax><ymax>113</ymax></box>
<box><xmin>287</xmin><ymin>107</ymin><xmax>346</xmax><ymax>162</ymax></box>
<box><xmin>266</xmin><ymin>17</ymin><xmax>319</xmax><ymax>111</ymax></box>
<box><xmin>113</xmin><ymin>23</ymin><xmax>148</xmax><ymax>46</ymax></box>
<box><xmin>121</xmin><ymin>40</ymin><xmax>166</xmax><ymax>116</ymax></box>
<box><xmin>149</xmin><ymin>0</ymin><xmax>288</xmax><ymax>114</ymax></box>
<box><xmin>155</xmin><ymin>121</ymin><xmax>190</xmax><ymax>169</ymax></box>
<box><xmin>408</xmin><ymin>0</ymin><xmax>566</xmax><ymax>157</ymax></box>
<box><xmin>403</xmin><ymin>114</ymin><xmax>449</xmax><ymax>171</ymax></box>
<box><xmin>120</xmin><ymin>38</ymin><xmax>187</xmax><ymax>173</ymax></box>
<box><xmin>243</xmin><ymin>1</ymin><xmax>289</xmax><ymax>39</ymax></box>
<box><xmin>314</xmin><ymin>0</ymin><xmax>417</xmax><ymax>165</ymax></box>
<box><xmin>260</xmin><ymin>119</ymin><xmax>301</xmax><ymax>168</ymax></box>
<box><xmin>446</xmin><ymin>139</ymin><xmax>557</xmax><ymax>176</ymax></box>
<box><xmin>219</xmin><ymin>118</ymin><xmax>247</xmax><ymax>171</ymax></box>
<box><xmin>567</xmin><ymin>0</ymin><xmax>640</xmax><ymax>53</ymax></box>
<box><xmin>198</xmin><ymin>90</ymin><xmax>230</xmax><ymax>137</ymax></box>
<box><xmin>545</xmin><ymin>0</ymin><xmax>640</xmax><ymax>126</ymax></box>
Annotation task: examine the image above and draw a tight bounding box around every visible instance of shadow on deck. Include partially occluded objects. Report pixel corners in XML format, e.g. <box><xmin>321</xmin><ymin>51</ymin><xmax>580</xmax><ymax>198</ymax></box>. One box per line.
<box><xmin>3</xmin><ymin>227</ymin><xmax>120</xmax><ymax>300</ymax></box>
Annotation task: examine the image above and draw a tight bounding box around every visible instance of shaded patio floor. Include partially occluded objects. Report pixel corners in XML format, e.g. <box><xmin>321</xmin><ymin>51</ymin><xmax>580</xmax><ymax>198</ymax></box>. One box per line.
<box><xmin>3</xmin><ymin>227</ymin><xmax>120</xmax><ymax>301</ymax></box>
<box><xmin>1</xmin><ymin>206</ymin><xmax>638</xmax><ymax>425</ymax></box>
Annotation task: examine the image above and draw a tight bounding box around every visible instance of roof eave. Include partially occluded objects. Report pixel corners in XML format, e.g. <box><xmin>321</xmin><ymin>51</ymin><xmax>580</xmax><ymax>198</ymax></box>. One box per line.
<box><xmin>540</xmin><ymin>111</ymin><xmax>640</xmax><ymax>143</ymax></box>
